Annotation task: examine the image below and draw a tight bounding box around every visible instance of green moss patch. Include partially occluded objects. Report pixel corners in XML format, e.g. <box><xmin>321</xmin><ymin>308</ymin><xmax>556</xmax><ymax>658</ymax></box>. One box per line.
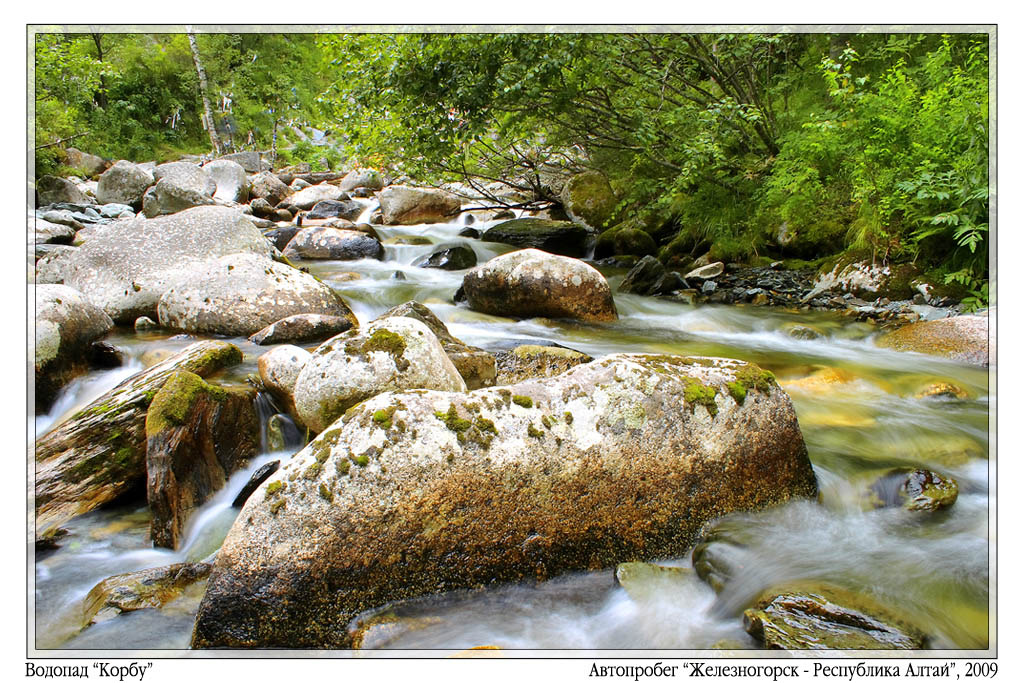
<box><xmin>373</xmin><ymin>406</ymin><xmax>397</xmax><ymax>430</ymax></box>
<box><xmin>362</xmin><ymin>328</ymin><xmax>407</xmax><ymax>358</ymax></box>
<box><xmin>434</xmin><ymin>404</ymin><xmax>471</xmax><ymax>433</ymax></box>
<box><xmin>683</xmin><ymin>378</ymin><xmax>719</xmax><ymax>417</ymax></box>
<box><xmin>512</xmin><ymin>395</ymin><xmax>533</xmax><ymax>409</ymax></box>
<box><xmin>318</xmin><ymin>483</ymin><xmax>333</xmax><ymax>502</ymax></box>
<box><xmin>145</xmin><ymin>371</ymin><xmax>226</xmax><ymax>436</ymax></box>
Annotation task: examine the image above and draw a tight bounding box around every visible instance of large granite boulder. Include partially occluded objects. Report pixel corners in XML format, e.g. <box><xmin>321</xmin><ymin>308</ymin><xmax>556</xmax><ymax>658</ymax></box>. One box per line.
<box><xmin>258</xmin><ymin>345</ymin><xmax>311</xmax><ymax>421</ymax></box>
<box><xmin>560</xmin><ymin>170</ymin><xmax>617</xmax><ymax>230</ymax></box>
<box><xmin>379</xmin><ymin>185</ymin><xmax>461</xmax><ymax>225</ymax></box>
<box><xmin>142</xmin><ymin>162</ymin><xmax>217</xmax><ymax>217</ymax></box>
<box><xmin>282</xmin><ymin>227</ymin><xmax>384</xmax><ymax>261</ymax></box>
<box><xmin>876</xmin><ymin>315</ymin><xmax>990</xmax><ymax>367</ymax></box>
<box><xmin>203</xmin><ymin>159</ymin><xmax>249</xmax><ymax>203</ymax></box>
<box><xmin>481</xmin><ymin>218</ymin><xmax>591</xmax><ymax>258</ymax></box>
<box><xmin>249</xmin><ymin>171</ymin><xmax>293</xmax><ymax>206</ymax></box>
<box><xmin>339</xmin><ymin>168</ymin><xmax>384</xmax><ymax>192</ymax></box>
<box><xmin>192</xmin><ymin>354</ymin><xmax>817</xmax><ymax>648</ymax></box>
<box><xmin>288</xmin><ymin>183</ymin><xmax>346</xmax><ymax>210</ymax></box>
<box><xmin>306</xmin><ymin>199</ymin><xmax>365</xmax><ymax>221</ymax></box>
<box><xmin>217</xmin><ymin>151</ymin><xmax>264</xmax><ymax>173</ymax></box>
<box><xmin>463</xmin><ymin>248</ymin><xmax>618</xmax><ymax>322</ymax></box>
<box><xmin>96</xmin><ymin>161</ymin><xmax>154</xmax><ymax>208</ymax></box>
<box><xmin>35</xmin><ymin>285</ymin><xmax>114</xmax><ymax>410</ymax></box>
<box><xmin>156</xmin><ymin>253</ymin><xmax>358</xmax><ymax>337</ymax></box>
<box><xmin>61</xmin><ymin>206</ymin><xmax>274</xmax><ymax>323</ymax></box>
<box><xmin>293</xmin><ymin>317</ymin><xmax>467</xmax><ymax>433</ymax></box>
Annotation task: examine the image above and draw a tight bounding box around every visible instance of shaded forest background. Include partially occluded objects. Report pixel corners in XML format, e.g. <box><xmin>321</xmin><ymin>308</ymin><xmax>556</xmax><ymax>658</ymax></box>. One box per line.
<box><xmin>34</xmin><ymin>31</ymin><xmax>990</xmax><ymax>297</ymax></box>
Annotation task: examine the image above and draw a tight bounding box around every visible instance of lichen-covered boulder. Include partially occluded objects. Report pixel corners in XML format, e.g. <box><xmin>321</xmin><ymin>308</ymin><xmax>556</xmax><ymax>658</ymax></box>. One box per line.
<box><xmin>373</xmin><ymin>301</ymin><xmax>495</xmax><ymax>390</ymax></box>
<box><xmin>35</xmin><ymin>341</ymin><xmax>243</xmax><ymax>540</ymax></box>
<box><xmin>463</xmin><ymin>248</ymin><xmax>618</xmax><ymax>323</ymax></box>
<box><xmin>339</xmin><ymin>168</ymin><xmax>384</xmax><ymax>192</ymax></box>
<box><xmin>203</xmin><ymin>159</ymin><xmax>249</xmax><ymax>202</ymax></box>
<box><xmin>282</xmin><ymin>227</ymin><xmax>384</xmax><ymax>261</ymax></box>
<box><xmin>493</xmin><ymin>344</ymin><xmax>592</xmax><ymax>385</ymax></box>
<box><xmin>743</xmin><ymin>582</ymin><xmax>928</xmax><ymax>650</ymax></box>
<box><xmin>146</xmin><ymin>371</ymin><xmax>260</xmax><ymax>549</ymax></box>
<box><xmin>560</xmin><ymin>170</ymin><xmax>617</xmax><ymax>230</ymax></box>
<box><xmin>481</xmin><ymin>218</ymin><xmax>591</xmax><ymax>258</ymax></box>
<box><xmin>249</xmin><ymin>171</ymin><xmax>293</xmax><ymax>206</ymax></box>
<box><xmin>35</xmin><ymin>284</ymin><xmax>114</xmax><ymax>410</ymax></box>
<box><xmin>142</xmin><ymin>162</ymin><xmax>217</xmax><ymax>217</ymax></box>
<box><xmin>876</xmin><ymin>315</ymin><xmax>990</xmax><ymax>367</ymax></box>
<box><xmin>288</xmin><ymin>183</ymin><xmax>345</xmax><ymax>210</ymax></box>
<box><xmin>379</xmin><ymin>185</ymin><xmax>461</xmax><ymax>225</ymax></box>
<box><xmin>62</xmin><ymin>206</ymin><xmax>274</xmax><ymax>323</ymax></box>
<box><xmin>96</xmin><ymin>161</ymin><xmax>154</xmax><ymax>208</ymax></box>
<box><xmin>293</xmin><ymin>317</ymin><xmax>466</xmax><ymax>433</ymax></box>
<box><xmin>805</xmin><ymin>257</ymin><xmax>919</xmax><ymax>302</ymax></box>
<box><xmin>156</xmin><ymin>253</ymin><xmax>357</xmax><ymax>337</ymax></box>
<box><xmin>37</xmin><ymin>175</ymin><xmax>91</xmax><ymax>206</ymax></box>
<box><xmin>192</xmin><ymin>354</ymin><xmax>817</xmax><ymax>648</ymax></box>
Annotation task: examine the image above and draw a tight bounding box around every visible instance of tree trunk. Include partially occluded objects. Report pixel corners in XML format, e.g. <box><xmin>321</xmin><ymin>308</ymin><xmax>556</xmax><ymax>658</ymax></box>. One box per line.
<box><xmin>91</xmin><ymin>33</ymin><xmax>108</xmax><ymax>109</ymax></box>
<box><xmin>187</xmin><ymin>30</ymin><xmax>222</xmax><ymax>156</ymax></box>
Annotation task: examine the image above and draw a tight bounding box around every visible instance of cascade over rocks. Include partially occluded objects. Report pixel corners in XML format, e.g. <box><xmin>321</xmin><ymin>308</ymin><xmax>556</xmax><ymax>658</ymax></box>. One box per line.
<box><xmin>293</xmin><ymin>316</ymin><xmax>466</xmax><ymax>433</ymax></box>
<box><xmin>157</xmin><ymin>253</ymin><xmax>358</xmax><ymax>337</ymax></box>
<box><xmin>282</xmin><ymin>227</ymin><xmax>384</xmax><ymax>261</ymax></box>
<box><xmin>191</xmin><ymin>353</ymin><xmax>817</xmax><ymax>648</ymax></box>
<box><xmin>35</xmin><ymin>341</ymin><xmax>243</xmax><ymax>541</ymax></box>
<box><xmin>463</xmin><ymin>248</ymin><xmax>618</xmax><ymax>323</ymax></box>
<box><xmin>35</xmin><ymin>285</ymin><xmax>115</xmax><ymax>411</ymax></box>
<box><xmin>379</xmin><ymin>185</ymin><xmax>461</xmax><ymax>225</ymax></box>
<box><xmin>481</xmin><ymin>218</ymin><xmax>591</xmax><ymax>258</ymax></box>
<box><xmin>61</xmin><ymin>206</ymin><xmax>274</xmax><ymax>323</ymax></box>
<box><xmin>258</xmin><ymin>345</ymin><xmax>311</xmax><ymax>423</ymax></box>
<box><xmin>146</xmin><ymin>371</ymin><xmax>260</xmax><ymax>549</ymax></box>
<box><xmin>96</xmin><ymin>161</ymin><xmax>154</xmax><ymax>208</ymax></box>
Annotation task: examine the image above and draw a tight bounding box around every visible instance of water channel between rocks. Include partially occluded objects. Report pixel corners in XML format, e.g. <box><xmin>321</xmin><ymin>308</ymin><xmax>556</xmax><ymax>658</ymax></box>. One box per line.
<box><xmin>34</xmin><ymin>213</ymin><xmax>991</xmax><ymax>652</ymax></box>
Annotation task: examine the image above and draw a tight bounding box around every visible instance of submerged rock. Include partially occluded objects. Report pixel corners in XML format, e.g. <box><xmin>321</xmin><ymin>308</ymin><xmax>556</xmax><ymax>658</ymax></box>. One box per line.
<box><xmin>192</xmin><ymin>354</ymin><xmax>816</xmax><ymax>648</ymax></box>
<box><xmin>35</xmin><ymin>285</ymin><xmax>114</xmax><ymax>411</ymax></box>
<box><xmin>868</xmin><ymin>468</ymin><xmax>959</xmax><ymax>513</ymax></box>
<box><xmin>83</xmin><ymin>562</ymin><xmax>212</xmax><ymax>626</ymax></box>
<box><xmin>156</xmin><ymin>253</ymin><xmax>357</xmax><ymax>337</ymax></box>
<box><xmin>481</xmin><ymin>218</ymin><xmax>590</xmax><ymax>258</ymax></box>
<box><xmin>493</xmin><ymin>344</ymin><xmax>593</xmax><ymax>385</ymax></box>
<box><xmin>913</xmin><ymin>382</ymin><xmax>970</xmax><ymax>400</ymax></box>
<box><xmin>463</xmin><ymin>248</ymin><xmax>618</xmax><ymax>323</ymax></box>
<box><xmin>743</xmin><ymin>582</ymin><xmax>928</xmax><ymax>650</ymax></box>
<box><xmin>146</xmin><ymin>372</ymin><xmax>260</xmax><ymax>549</ymax></box>
<box><xmin>293</xmin><ymin>317</ymin><xmax>466</xmax><ymax>433</ymax></box>
<box><xmin>876</xmin><ymin>315</ymin><xmax>990</xmax><ymax>367</ymax></box>
<box><xmin>35</xmin><ymin>341</ymin><xmax>244</xmax><ymax>540</ymax></box>
<box><xmin>62</xmin><ymin>206</ymin><xmax>275</xmax><ymax>323</ymax></box>
<box><xmin>615</xmin><ymin>562</ymin><xmax>694</xmax><ymax>603</ymax></box>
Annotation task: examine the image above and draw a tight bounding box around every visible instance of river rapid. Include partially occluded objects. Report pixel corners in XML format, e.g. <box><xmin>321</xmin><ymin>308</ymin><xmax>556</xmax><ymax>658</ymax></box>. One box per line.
<box><xmin>33</xmin><ymin>210</ymin><xmax>991</xmax><ymax>653</ymax></box>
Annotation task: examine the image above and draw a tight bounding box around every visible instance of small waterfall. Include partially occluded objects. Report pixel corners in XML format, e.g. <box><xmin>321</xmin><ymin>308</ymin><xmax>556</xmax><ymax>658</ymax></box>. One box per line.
<box><xmin>355</xmin><ymin>198</ymin><xmax>379</xmax><ymax>224</ymax></box>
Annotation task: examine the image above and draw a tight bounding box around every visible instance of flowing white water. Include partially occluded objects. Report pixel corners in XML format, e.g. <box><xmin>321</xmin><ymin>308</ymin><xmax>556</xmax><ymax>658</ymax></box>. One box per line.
<box><xmin>34</xmin><ymin>214</ymin><xmax>991</xmax><ymax>651</ymax></box>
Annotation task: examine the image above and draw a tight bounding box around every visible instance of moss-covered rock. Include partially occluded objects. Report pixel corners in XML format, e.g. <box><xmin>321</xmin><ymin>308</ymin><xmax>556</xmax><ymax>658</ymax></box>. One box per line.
<box><xmin>876</xmin><ymin>315</ymin><xmax>990</xmax><ymax>367</ymax></box>
<box><xmin>293</xmin><ymin>317</ymin><xmax>466</xmax><ymax>433</ymax></box>
<box><xmin>481</xmin><ymin>218</ymin><xmax>591</xmax><ymax>258</ymax></box>
<box><xmin>867</xmin><ymin>468</ymin><xmax>959</xmax><ymax>513</ymax></box>
<box><xmin>560</xmin><ymin>171</ymin><xmax>618</xmax><ymax>230</ymax></box>
<box><xmin>743</xmin><ymin>582</ymin><xmax>928</xmax><ymax>650</ymax></box>
<box><xmin>34</xmin><ymin>341</ymin><xmax>243</xmax><ymax>541</ymax></box>
<box><xmin>146</xmin><ymin>372</ymin><xmax>260</xmax><ymax>549</ymax></box>
<box><xmin>805</xmin><ymin>255</ymin><xmax>920</xmax><ymax>302</ymax></box>
<box><xmin>192</xmin><ymin>353</ymin><xmax>816</xmax><ymax>648</ymax></box>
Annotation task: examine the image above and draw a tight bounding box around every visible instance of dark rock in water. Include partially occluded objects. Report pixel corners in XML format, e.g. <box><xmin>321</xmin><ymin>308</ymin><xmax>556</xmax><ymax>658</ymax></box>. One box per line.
<box><xmin>463</xmin><ymin>249</ymin><xmax>618</xmax><ymax>323</ymax></box>
<box><xmin>743</xmin><ymin>583</ymin><xmax>928</xmax><ymax>650</ymax></box>
<box><xmin>249</xmin><ymin>197</ymin><xmax>276</xmax><ymax>219</ymax></box>
<box><xmin>458</xmin><ymin>227</ymin><xmax>481</xmax><ymax>239</ymax></box>
<box><xmin>282</xmin><ymin>226</ymin><xmax>384</xmax><ymax>261</ymax></box>
<box><xmin>88</xmin><ymin>341</ymin><xmax>123</xmax><ymax>368</ymax></box>
<box><xmin>232</xmin><ymin>460</ymin><xmax>281</xmax><ymax>508</ymax></box>
<box><xmin>374</xmin><ymin>301</ymin><xmax>496</xmax><ymax>389</ymax></box>
<box><xmin>702</xmin><ymin>281</ymin><xmax>717</xmax><ymax>294</ymax></box>
<box><xmin>618</xmin><ymin>255</ymin><xmax>665</xmax><ymax>295</ymax></box>
<box><xmin>494</xmin><ymin>344</ymin><xmax>592</xmax><ymax>385</ymax></box>
<box><xmin>248</xmin><ymin>313</ymin><xmax>355</xmax><ymax>346</ymax></box>
<box><xmin>868</xmin><ymin>468</ymin><xmax>959</xmax><ymax>512</ymax></box>
<box><xmin>83</xmin><ymin>562</ymin><xmax>212</xmax><ymax>626</ymax></box>
<box><xmin>34</xmin><ymin>341</ymin><xmax>244</xmax><ymax>541</ymax></box>
<box><xmin>412</xmin><ymin>244</ymin><xmax>477</xmax><ymax>270</ymax></box>
<box><xmin>192</xmin><ymin>354</ymin><xmax>817</xmax><ymax>648</ymax></box>
<box><xmin>453</xmin><ymin>285</ymin><xmax>466</xmax><ymax>303</ymax></box>
<box><xmin>146</xmin><ymin>372</ymin><xmax>260</xmax><ymax>549</ymax></box>
<box><xmin>481</xmin><ymin>218</ymin><xmax>591</xmax><ymax>258</ymax></box>
<box><xmin>307</xmin><ymin>199</ymin><xmax>365</xmax><ymax>221</ymax></box>
<box><xmin>392</xmin><ymin>271</ymin><xmax>407</xmax><ymax>280</ymax></box>
<box><xmin>784</xmin><ymin>324</ymin><xmax>824</xmax><ymax>340</ymax></box>
<box><xmin>263</xmin><ymin>225</ymin><xmax>301</xmax><ymax>251</ymax></box>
